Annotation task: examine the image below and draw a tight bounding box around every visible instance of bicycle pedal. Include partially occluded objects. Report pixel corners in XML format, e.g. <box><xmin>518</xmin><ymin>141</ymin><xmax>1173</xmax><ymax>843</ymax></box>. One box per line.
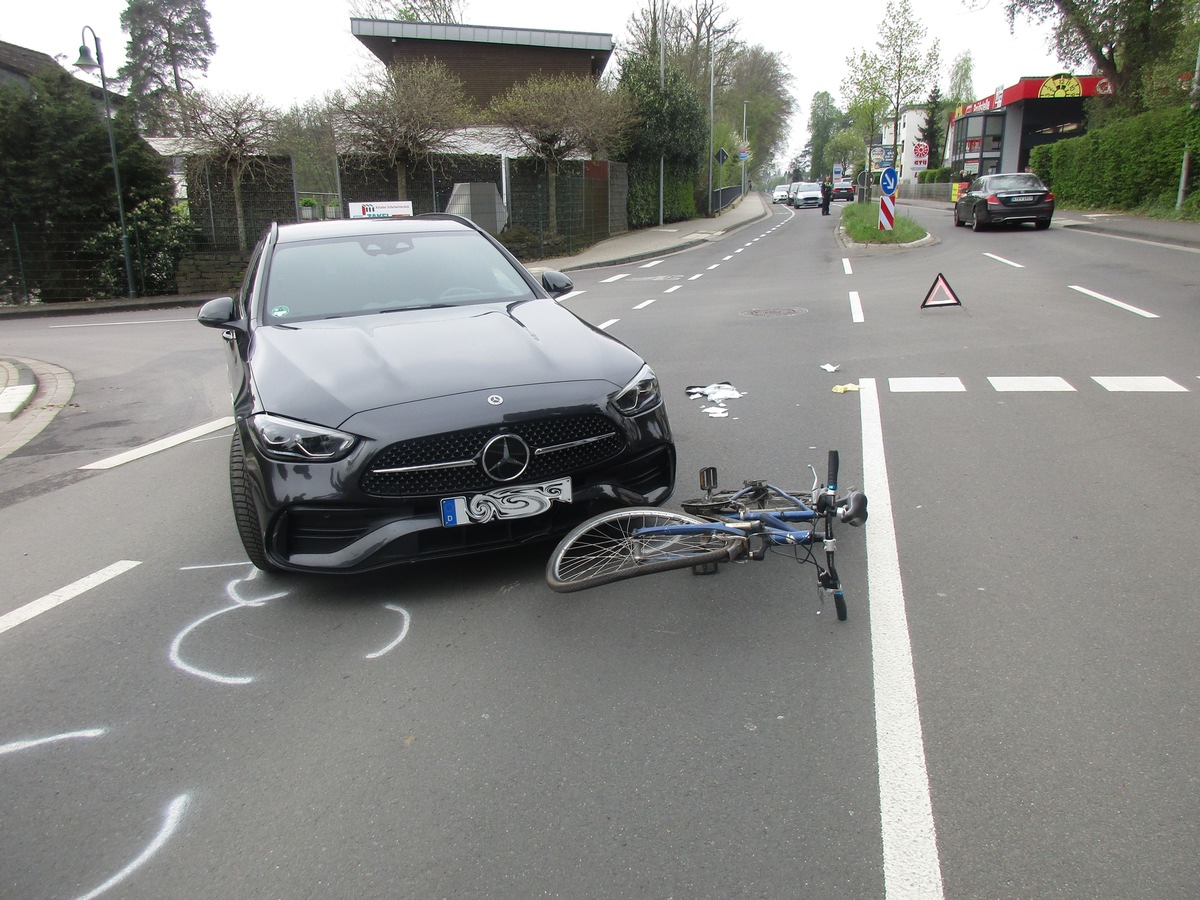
<box><xmin>691</xmin><ymin>560</ymin><xmax>720</xmax><ymax>576</ymax></box>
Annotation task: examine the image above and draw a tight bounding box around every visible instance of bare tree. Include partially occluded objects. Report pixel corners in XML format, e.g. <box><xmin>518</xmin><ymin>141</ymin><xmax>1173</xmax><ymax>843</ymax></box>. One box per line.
<box><xmin>188</xmin><ymin>90</ymin><xmax>280</xmax><ymax>251</ymax></box>
<box><xmin>488</xmin><ymin>74</ymin><xmax>634</xmax><ymax>234</ymax></box>
<box><xmin>332</xmin><ymin>60</ymin><xmax>471</xmax><ymax>202</ymax></box>
<box><xmin>349</xmin><ymin>0</ymin><xmax>468</xmax><ymax>23</ymax></box>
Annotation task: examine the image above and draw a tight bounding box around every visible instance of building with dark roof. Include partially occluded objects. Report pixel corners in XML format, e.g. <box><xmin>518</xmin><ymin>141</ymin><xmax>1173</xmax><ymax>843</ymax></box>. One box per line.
<box><xmin>350</xmin><ymin>19</ymin><xmax>614</xmax><ymax>108</ymax></box>
<box><xmin>0</xmin><ymin>39</ymin><xmax>65</xmax><ymax>90</ymax></box>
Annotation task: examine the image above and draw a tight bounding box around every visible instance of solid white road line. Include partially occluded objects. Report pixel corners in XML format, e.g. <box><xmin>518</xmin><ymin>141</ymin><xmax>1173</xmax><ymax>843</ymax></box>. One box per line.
<box><xmin>598</xmin><ymin>319</ymin><xmax>620</xmax><ymax>330</ymax></box>
<box><xmin>50</xmin><ymin>318</ymin><xmax>194</xmax><ymax>329</ymax></box>
<box><xmin>859</xmin><ymin>377</ymin><xmax>946</xmax><ymax>900</ymax></box>
<box><xmin>80</xmin><ymin>417</ymin><xmax>235</xmax><ymax>470</ymax></box>
<box><xmin>1069</xmin><ymin>285</ymin><xmax>1159</xmax><ymax>318</ymax></box>
<box><xmin>0</xmin><ymin>560</ymin><xmax>142</xmax><ymax>637</ymax></box>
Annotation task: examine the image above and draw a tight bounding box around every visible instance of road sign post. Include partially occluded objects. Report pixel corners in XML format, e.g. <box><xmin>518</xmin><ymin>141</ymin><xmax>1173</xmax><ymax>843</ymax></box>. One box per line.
<box><xmin>878</xmin><ymin>166</ymin><xmax>897</xmax><ymax>230</ymax></box>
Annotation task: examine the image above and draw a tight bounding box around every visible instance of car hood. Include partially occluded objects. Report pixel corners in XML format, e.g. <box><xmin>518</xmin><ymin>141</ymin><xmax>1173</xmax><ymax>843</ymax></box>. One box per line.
<box><xmin>248</xmin><ymin>298</ymin><xmax>643</xmax><ymax>428</ymax></box>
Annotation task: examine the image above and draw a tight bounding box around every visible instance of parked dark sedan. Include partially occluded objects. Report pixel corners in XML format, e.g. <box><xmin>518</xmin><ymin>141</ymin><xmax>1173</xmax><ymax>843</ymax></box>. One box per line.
<box><xmin>198</xmin><ymin>215</ymin><xmax>675</xmax><ymax>573</ymax></box>
<box><xmin>954</xmin><ymin>172</ymin><xmax>1054</xmax><ymax>231</ymax></box>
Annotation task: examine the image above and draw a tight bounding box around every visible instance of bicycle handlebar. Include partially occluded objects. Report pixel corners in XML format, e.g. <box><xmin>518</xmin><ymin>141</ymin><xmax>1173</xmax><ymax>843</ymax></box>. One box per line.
<box><xmin>827</xmin><ymin>450</ymin><xmax>839</xmax><ymax>493</ymax></box>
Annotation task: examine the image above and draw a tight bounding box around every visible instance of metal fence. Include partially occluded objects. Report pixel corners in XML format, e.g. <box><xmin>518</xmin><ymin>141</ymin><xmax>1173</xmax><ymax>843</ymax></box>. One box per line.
<box><xmin>1</xmin><ymin>218</ymin><xmax>180</xmax><ymax>304</ymax></box>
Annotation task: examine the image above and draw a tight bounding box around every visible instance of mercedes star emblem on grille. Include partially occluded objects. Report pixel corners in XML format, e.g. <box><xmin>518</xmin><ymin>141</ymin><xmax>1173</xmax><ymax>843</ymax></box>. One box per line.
<box><xmin>487</xmin><ymin>395</ymin><xmax>504</xmax><ymax>405</ymax></box>
<box><xmin>480</xmin><ymin>434</ymin><xmax>530</xmax><ymax>482</ymax></box>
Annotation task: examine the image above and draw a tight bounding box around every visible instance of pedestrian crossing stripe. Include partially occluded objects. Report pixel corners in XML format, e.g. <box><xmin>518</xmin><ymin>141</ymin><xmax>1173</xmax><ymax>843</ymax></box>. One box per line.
<box><xmin>921</xmin><ymin>273</ymin><xmax>961</xmax><ymax>308</ymax></box>
<box><xmin>886</xmin><ymin>376</ymin><xmax>1191</xmax><ymax>393</ymax></box>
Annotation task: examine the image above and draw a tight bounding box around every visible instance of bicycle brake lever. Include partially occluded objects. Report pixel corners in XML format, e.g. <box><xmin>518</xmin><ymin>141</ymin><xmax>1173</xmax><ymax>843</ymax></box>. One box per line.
<box><xmin>807</xmin><ymin>464</ymin><xmax>818</xmax><ymax>494</ymax></box>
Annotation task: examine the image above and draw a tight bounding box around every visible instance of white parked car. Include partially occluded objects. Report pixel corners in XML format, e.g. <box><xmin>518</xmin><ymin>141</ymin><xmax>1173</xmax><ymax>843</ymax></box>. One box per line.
<box><xmin>772</xmin><ymin>185</ymin><xmax>790</xmax><ymax>203</ymax></box>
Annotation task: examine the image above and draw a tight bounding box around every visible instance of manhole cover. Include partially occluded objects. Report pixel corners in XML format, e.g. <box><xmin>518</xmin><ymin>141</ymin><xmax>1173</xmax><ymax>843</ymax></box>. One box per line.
<box><xmin>740</xmin><ymin>307</ymin><xmax>806</xmax><ymax>317</ymax></box>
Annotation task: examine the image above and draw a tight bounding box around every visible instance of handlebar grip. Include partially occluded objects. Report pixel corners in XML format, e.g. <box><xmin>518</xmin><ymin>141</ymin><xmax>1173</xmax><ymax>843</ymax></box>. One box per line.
<box><xmin>827</xmin><ymin>450</ymin><xmax>839</xmax><ymax>492</ymax></box>
<box><xmin>839</xmin><ymin>491</ymin><xmax>868</xmax><ymax>527</ymax></box>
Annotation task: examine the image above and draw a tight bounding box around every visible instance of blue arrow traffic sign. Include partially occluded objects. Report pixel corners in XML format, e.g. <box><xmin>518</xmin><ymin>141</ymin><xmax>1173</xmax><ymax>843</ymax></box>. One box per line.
<box><xmin>880</xmin><ymin>166</ymin><xmax>898</xmax><ymax>196</ymax></box>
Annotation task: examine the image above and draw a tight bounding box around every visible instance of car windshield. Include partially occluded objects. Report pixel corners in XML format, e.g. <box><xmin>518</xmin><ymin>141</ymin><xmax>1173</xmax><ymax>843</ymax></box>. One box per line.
<box><xmin>261</xmin><ymin>230</ymin><xmax>536</xmax><ymax>322</ymax></box>
<box><xmin>800</xmin><ymin>183</ymin><xmax>820</xmax><ymax>191</ymax></box>
<box><xmin>988</xmin><ymin>174</ymin><xmax>1045</xmax><ymax>191</ymax></box>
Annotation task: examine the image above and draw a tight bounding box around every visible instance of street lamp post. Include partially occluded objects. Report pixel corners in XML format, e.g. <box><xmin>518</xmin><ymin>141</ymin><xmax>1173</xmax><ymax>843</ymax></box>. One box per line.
<box><xmin>742</xmin><ymin>100</ymin><xmax>748</xmax><ymax>196</ymax></box>
<box><xmin>75</xmin><ymin>26</ymin><xmax>136</xmax><ymax>298</ymax></box>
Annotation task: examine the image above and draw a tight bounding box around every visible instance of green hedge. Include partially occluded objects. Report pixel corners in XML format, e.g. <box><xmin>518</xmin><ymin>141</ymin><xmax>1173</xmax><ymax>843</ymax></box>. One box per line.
<box><xmin>626</xmin><ymin>158</ymin><xmax>698</xmax><ymax>228</ymax></box>
<box><xmin>1030</xmin><ymin>106</ymin><xmax>1200</xmax><ymax>213</ymax></box>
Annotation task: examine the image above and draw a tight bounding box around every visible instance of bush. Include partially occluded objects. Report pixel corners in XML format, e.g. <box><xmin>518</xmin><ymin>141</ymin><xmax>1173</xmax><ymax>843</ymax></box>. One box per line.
<box><xmin>495</xmin><ymin>225</ymin><xmax>571</xmax><ymax>261</ymax></box>
<box><xmin>1030</xmin><ymin>105</ymin><xmax>1200</xmax><ymax>216</ymax></box>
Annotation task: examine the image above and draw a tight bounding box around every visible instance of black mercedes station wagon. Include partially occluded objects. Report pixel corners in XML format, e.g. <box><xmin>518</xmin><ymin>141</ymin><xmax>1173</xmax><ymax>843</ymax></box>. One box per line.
<box><xmin>198</xmin><ymin>215</ymin><xmax>675</xmax><ymax>573</ymax></box>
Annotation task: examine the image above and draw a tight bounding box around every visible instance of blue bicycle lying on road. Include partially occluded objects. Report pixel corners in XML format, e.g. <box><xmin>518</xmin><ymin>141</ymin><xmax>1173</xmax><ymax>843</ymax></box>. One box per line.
<box><xmin>545</xmin><ymin>451</ymin><xmax>868</xmax><ymax>621</ymax></box>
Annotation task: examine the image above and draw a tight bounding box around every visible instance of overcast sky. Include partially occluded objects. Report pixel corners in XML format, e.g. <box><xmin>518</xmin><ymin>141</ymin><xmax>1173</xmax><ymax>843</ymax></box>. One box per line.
<box><xmin>3</xmin><ymin>0</ymin><xmax>1064</xmax><ymax>162</ymax></box>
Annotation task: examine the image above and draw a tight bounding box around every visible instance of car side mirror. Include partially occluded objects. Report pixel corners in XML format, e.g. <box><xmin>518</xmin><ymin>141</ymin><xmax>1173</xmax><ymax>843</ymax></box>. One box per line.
<box><xmin>197</xmin><ymin>296</ymin><xmax>240</xmax><ymax>329</ymax></box>
<box><xmin>541</xmin><ymin>270</ymin><xmax>573</xmax><ymax>299</ymax></box>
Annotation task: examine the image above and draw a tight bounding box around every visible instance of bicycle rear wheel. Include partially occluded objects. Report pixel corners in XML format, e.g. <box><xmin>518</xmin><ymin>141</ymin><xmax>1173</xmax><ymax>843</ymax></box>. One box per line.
<box><xmin>546</xmin><ymin>509</ymin><xmax>745</xmax><ymax>593</ymax></box>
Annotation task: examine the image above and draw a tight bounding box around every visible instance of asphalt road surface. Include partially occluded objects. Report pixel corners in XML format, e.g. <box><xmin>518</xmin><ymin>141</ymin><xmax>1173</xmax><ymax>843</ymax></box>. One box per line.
<box><xmin>2</xmin><ymin>204</ymin><xmax>1198</xmax><ymax>899</ymax></box>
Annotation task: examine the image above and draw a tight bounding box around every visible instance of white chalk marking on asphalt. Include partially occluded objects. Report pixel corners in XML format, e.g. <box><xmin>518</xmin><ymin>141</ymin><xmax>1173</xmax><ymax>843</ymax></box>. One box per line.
<box><xmin>169</xmin><ymin>567</ymin><xmax>286</xmax><ymax>686</ymax></box>
<box><xmin>688</xmin><ymin>274</ymin><xmax>703</xmax><ymax>280</ymax></box>
<box><xmin>0</xmin><ymin>560</ymin><xmax>142</xmax><ymax>637</ymax></box>
<box><xmin>1069</xmin><ymin>285</ymin><xmax>1158</xmax><ymax>318</ymax></box>
<box><xmin>79</xmin><ymin>417</ymin><xmax>234</xmax><ymax>470</ymax></box>
<box><xmin>600</xmin><ymin>272</ymin><xmax>630</xmax><ymax>283</ymax></box>
<box><xmin>365</xmin><ymin>604</ymin><xmax>412</xmax><ymax>659</ymax></box>
<box><xmin>859</xmin><ymin>377</ymin><xmax>946</xmax><ymax>900</ymax></box>
<box><xmin>639</xmin><ymin>260</ymin><xmax>664</xmax><ymax>268</ymax></box>
<box><xmin>598</xmin><ymin>319</ymin><xmax>620</xmax><ymax>330</ymax></box>
<box><xmin>849</xmin><ymin>291</ymin><xmax>865</xmax><ymax>323</ymax></box>
<box><xmin>1092</xmin><ymin>375</ymin><xmax>1187</xmax><ymax>392</ymax></box>
<box><xmin>633</xmin><ymin>298</ymin><xmax>659</xmax><ymax>309</ymax></box>
<box><xmin>663</xmin><ymin>285</ymin><xmax>683</xmax><ymax>294</ymax></box>
<box><xmin>988</xmin><ymin>376</ymin><xmax>1075</xmax><ymax>391</ymax></box>
<box><xmin>842</xmin><ymin>258</ymin><xmax>853</xmax><ymax>275</ymax></box>
<box><xmin>889</xmin><ymin>377</ymin><xmax>966</xmax><ymax>392</ymax></box>
<box><xmin>50</xmin><ymin>318</ymin><xmax>194</xmax><ymax>329</ymax></box>
<box><xmin>0</xmin><ymin>729</ymin><xmax>106</xmax><ymax>756</ymax></box>
<box><xmin>73</xmin><ymin>793</ymin><xmax>191</xmax><ymax>900</ymax></box>
<box><xmin>555</xmin><ymin>290</ymin><xmax>586</xmax><ymax>302</ymax></box>
<box><xmin>983</xmin><ymin>252</ymin><xmax>1024</xmax><ymax>268</ymax></box>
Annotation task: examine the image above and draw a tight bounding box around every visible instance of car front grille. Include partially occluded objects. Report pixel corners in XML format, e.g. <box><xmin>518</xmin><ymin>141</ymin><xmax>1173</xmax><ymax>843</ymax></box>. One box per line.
<box><xmin>360</xmin><ymin>414</ymin><xmax>627</xmax><ymax>497</ymax></box>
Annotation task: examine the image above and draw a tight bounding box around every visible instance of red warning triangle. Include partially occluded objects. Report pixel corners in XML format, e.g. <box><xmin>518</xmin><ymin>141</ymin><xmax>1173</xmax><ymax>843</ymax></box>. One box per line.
<box><xmin>921</xmin><ymin>273</ymin><xmax>962</xmax><ymax>308</ymax></box>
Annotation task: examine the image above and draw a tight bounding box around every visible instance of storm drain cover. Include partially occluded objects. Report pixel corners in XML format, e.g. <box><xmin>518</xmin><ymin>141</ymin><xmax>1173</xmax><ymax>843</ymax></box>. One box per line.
<box><xmin>740</xmin><ymin>307</ymin><xmax>806</xmax><ymax>317</ymax></box>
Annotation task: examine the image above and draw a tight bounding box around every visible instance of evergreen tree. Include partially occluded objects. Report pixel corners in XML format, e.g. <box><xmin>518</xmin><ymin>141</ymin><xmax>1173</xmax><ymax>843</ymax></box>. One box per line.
<box><xmin>118</xmin><ymin>0</ymin><xmax>217</xmax><ymax>136</ymax></box>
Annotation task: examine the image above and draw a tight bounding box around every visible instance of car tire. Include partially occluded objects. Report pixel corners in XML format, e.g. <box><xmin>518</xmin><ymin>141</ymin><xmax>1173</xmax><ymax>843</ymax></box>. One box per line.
<box><xmin>230</xmin><ymin>430</ymin><xmax>281</xmax><ymax>572</ymax></box>
<box><xmin>953</xmin><ymin>208</ymin><xmax>964</xmax><ymax>227</ymax></box>
<box><xmin>971</xmin><ymin>208</ymin><xmax>986</xmax><ymax>232</ymax></box>
<box><xmin>1035</xmin><ymin>219</ymin><xmax>1051</xmax><ymax>230</ymax></box>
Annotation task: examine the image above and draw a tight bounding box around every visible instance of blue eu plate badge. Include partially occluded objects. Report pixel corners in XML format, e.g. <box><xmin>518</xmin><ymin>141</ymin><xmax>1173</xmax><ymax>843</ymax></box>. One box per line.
<box><xmin>441</xmin><ymin>497</ymin><xmax>468</xmax><ymax>527</ymax></box>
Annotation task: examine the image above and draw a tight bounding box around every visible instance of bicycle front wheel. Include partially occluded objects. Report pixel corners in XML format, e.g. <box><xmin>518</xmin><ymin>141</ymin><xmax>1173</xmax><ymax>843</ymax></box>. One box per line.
<box><xmin>546</xmin><ymin>509</ymin><xmax>745</xmax><ymax>593</ymax></box>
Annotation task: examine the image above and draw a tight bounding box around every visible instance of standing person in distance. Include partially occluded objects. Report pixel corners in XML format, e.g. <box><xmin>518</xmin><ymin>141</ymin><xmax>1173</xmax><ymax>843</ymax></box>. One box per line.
<box><xmin>820</xmin><ymin>178</ymin><xmax>833</xmax><ymax>216</ymax></box>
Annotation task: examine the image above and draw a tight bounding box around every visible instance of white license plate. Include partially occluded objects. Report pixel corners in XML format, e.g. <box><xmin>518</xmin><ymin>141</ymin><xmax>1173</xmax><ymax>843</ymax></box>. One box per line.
<box><xmin>1012</xmin><ymin>195</ymin><xmax>1036</xmax><ymax>203</ymax></box>
<box><xmin>441</xmin><ymin>477</ymin><xmax>572</xmax><ymax>527</ymax></box>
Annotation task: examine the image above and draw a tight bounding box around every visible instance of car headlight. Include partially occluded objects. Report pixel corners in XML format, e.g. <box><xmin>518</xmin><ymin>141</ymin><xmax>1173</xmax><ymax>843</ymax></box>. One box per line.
<box><xmin>249</xmin><ymin>413</ymin><xmax>357</xmax><ymax>462</ymax></box>
<box><xmin>611</xmin><ymin>364</ymin><xmax>662</xmax><ymax>416</ymax></box>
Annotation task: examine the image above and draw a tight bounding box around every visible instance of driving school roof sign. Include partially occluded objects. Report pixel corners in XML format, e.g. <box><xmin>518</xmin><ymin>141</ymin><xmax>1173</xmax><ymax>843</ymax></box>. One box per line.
<box><xmin>350</xmin><ymin>200</ymin><xmax>414</xmax><ymax>219</ymax></box>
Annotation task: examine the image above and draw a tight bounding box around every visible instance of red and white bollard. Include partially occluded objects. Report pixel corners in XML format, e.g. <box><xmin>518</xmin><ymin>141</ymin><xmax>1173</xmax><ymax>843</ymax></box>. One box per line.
<box><xmin>878</xmin><ymin>194</ymin><xmax>895</xmax><ymax>231</ymax></box>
